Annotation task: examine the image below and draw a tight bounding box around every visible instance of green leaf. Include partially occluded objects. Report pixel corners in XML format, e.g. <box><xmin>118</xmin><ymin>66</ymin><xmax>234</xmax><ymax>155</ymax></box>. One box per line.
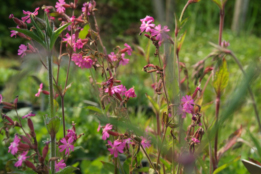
<box><xmin>133</xmin><ymin>167</ymin><xmax>150</xmax><ymax>172</ymax></box>
<box><xmin>213</xmin><ymin>156</ymin><xmax>240</xmax><ymax>174</ymax></box>
<box><xmin>53</xmin><ymin>99</ymin><xmax>59</xmax><ymax>112</ymax></box>
<box><xmin>49</xmin><ymin>22</ymin><xmax>71</xmax><ymax>49</ymax></box>
<box><xmin>146</xmin><ymin>94</ymin><xmax>159</xmax><ymax>114</ymax></box>
<box><xmin>9</xmin><ymin>28</ymin><xmax>46</xmax><ymax>49</ymax></box>
<box><xmin>30</xmin><ymin>15</ymin><xmax>45</xmax><ymax>40</ymax></box>
<box><xmin>86</xmin><ymin>106</ymin><xmax>103</xmax><ymax>114</ymax></box>
<box><xmin>55</xmin><ymin>166</ymin><xmax>78</xmax><ymax>174</ymax></box>
<box><xmin>136</xmin><ymin>151</ymin><xmax>143</xmax><ymax>165</ymax></box>
<box><xmin>213</xmin><ymin>59</ymin><xmax>229</xmax><ymax>93</ymax></box>
<box><xmin>46</xmin><ymin>116</ymin><xmax>60</xmax><ymax>134</ymax></box>
<box><xmin>178</xmin><ymin>31</ymin><xmax>186</xmax><ymax>51</ymax></box>
<box><xmin>45</xmin><ymin>16</ymin><xmax>53</xmax><ymax>38</ymax></box>
<box><xmin>101</xmin><ymin>161</ymin><xmax>115</xmax><ymax>172</ymax></box>
<box><xmin>249</xmin><ymin>131</ymin><xmax>261</xmax><ymax>158</ymax></box>
<box><xmin>78</xmin><ymin>24</ymin><xmax>90</xmax><ymax>39</ymax></box>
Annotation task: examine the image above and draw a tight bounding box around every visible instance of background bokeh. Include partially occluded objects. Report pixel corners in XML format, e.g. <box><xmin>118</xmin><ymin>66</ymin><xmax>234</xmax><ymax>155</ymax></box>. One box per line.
<box><xmin>0</xmin><ymin>0</ymin><xmax>261</xmax><ymax>173</ymax></box>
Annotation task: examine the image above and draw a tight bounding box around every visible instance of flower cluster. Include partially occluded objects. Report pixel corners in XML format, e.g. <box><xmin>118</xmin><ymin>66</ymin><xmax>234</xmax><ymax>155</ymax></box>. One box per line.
<box><xmin>139</xmin><ymin>16</ymin><xmax>170</xmax><ymax>46</ymax></box>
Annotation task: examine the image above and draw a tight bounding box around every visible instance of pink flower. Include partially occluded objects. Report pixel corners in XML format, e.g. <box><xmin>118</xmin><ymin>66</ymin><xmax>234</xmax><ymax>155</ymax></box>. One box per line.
<box><xmin>178</xmin><ymin>105</ymin><xmax>187</xmax><ymax>118</ymax></box>
<box><xmin>11</xmin><ymin>27</ymin><xmax>19</xmax><ymax>38</ymax></box>
<box><xmin>65</xmin><ymin>129</ymin><xmax>77</xmax><ymax>140</ymax></box>
<box><xmin>151</xmin><ymin>24</ymin><xmax>170</xmax><ymax>41</ymax></box>
<box><xmin>8</xmin><ymin>135</ymin><xmax>20</xmax><ymax>155</ymax></box>
<box><xmin>82</xmin><ymin>2</ymin><xmax>91</xmax><ymax>15</ymax></box>
<box><xmin>0</xmin><ymin>94</ymin><xmax>2</xmax><ymax>103</ymax></box>
<box><xmin>55</xmin><ymin>0</ymin><xmax>66</xmax><ymax>13</ymax></box>
<box><xmin>140</xmin><ymin>16</ymin><xmax>154</xmax><ymax>23</ymax></box>
<box><xmin>125</xmin><ymin>87</ymin><xmax>137</xmax><ymax>98</ymax></box>
<box><xmin>119</xmin><ymin>54</ymin><xmax>129</xmax><ymax>66</ymax></box>
<box><xmin>124</xmin><ymin>138</ymin><xmax>132</xmax><ymax>148</ymax></box>
<box><xmin>140</xmin><ymin>21</ymin><xmax>155</xmax><ymax>33</ymax></box>
<box><xmin>105</xmin><ymin>85</ymin><xmax>127</xmax><ymax>95</ymax></box>
<box><xmin>14</xmin><ymin>151</ymin><xmax>28</xmax><ymax>167</ymax></box>
<box><xmin>22</xmin><ymin>7</ymin><xmax>40</xmax><ymax>23</ymax></box>
<box><xmin>191</xmin><ymin>138</ymin><xmax>200</xmax><ymax>143</ymax></box>
<box><xmin>63</xmin><ymin>33</ymin><xmax>76</xmax><ymax>48</ymax></box>
<box><xmin>59</xmin><ymin>137</ymin><xmax>74</xmax><ymax>155</ymax></box>
<box><xmin>107</xmin><ymin>140</ymin><xmax>124</xmax><ymax>157</ymax></box>
<box><xmin>18</xmin><ymin>44</ymin><xmax>27</xmax><ymax>58</ymax></box>
<box><xmin>181</xmin><ymin>95</ymin><xmax>194</xmax><ymax>113</ymax></box>
<box><xmin>55</xmin><ymin>159</ymin><xmax>66</xmax><ymax>172</ymax></box>
<box><xmin>108</xmin><ymin>52</ymin><xmax>117</xmax><ymax>62</ymax></box>
<box><xmin>35</xmin><ymin>83</ymin><xmax>43</xmax><ymax>97</ymax></box>
<box><xmin>123</xmin><ymin>43</ymin><xmax>133</xmax><ymax>56</ymax></box>
<box><xmin>141</xmin><ymin>136</ymin><xmax>151</xmax><ymax>148</ymax></box>
<box><xmin>22</xmin><ymin>112</ymin><xmax>36</xmax><ymax>119</ymax></box>
<box><xmin>72</xmin><ymin>54</ymin><xmax>93</xmax><ymax>69</ymax></box>
<box><xmin>102</xmin><ymin>124</ymin><xmax>113</xmax><ymax>140</ymax></box>
<box><xmin>75</xmin><ymin>39</ymin><xmax>83</xmax><ymax>50</ymax></box>
<box><xmin>97</xmin><ymin>122</ymin><xmax>101</xmax><ymax>132</ymax></box>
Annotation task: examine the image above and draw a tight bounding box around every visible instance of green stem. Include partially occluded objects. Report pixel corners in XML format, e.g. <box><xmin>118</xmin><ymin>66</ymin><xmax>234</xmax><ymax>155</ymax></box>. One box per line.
<box><xmin>47</xmin><ymin>52</ymin><xmax>55</xmax><ymax>174</ymax></box>
<box><xmin>179</xmin><ymin>1</ymin><xmax>190</xmax><ymax>22</ymax></box>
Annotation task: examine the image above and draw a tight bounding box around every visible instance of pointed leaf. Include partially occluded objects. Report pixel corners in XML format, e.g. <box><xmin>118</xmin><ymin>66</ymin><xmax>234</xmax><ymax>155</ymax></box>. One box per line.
<box><xmin>30</xmin><ymin>15</ymin><xmax>45</xmax><ymax>40</ymax></box>
<box><xmin>212</xmin><ymin>0</ymin><xmax>227</xmax><ymax>9</ymax></box>
<box><xmin>101</xmin><ymin>161</ymin><xmax>115</xmax><ymax>172</ymax></box>
<box><xmin>178</xmin><ymin>31</ymin><xmax>187</xmax><ymax>51</ymax></box>
<box><xmin>46</xmin><ymin>116</ymin><xmax>60</xmax><ymax>134</ymax></box>
<box><xmin>249</xmin><ymin>131</ymin><xmax>261</xmax><ymax>158</ymax></box>
<box><xmin>9</xmin><ymin>28</ymin><xmax>46</xmax><ymax>49</ymax></box>
<box><xmin>55</xmin><ymin>166</ymin><xmax>78</xmax><ymax>174</ymax></box>
<box><xmin>45</xmin><ymin>16</ymin><xmax>53</xmax><ymax>38</ymax></box>
<box><xmin>213</xmin><ymin>156</ymin><xmax>240</xmax><ymax>174</ymax></box>
<box><xmin>213</xmin><ymin>59</ymin><xmax>229</xmax><ymax>93</ymax></box>
<box><xmin>146</xmin><ymin>94</ymin><xmax>159</xmax><ymax>114</ymax></box>
<box><xmin>49</xmin><ymin>22</ymin><xmax>71</xmax><ymax>49</ymax></box>
<box><xmin>86</xmin><ymin>106</ymin><xmax>103</xmax><ymax>114</ymax></box>
<box><xmin>78</xmin><ymin>24</ymin><xmax>90</xmax><ymax>39</ymax></box>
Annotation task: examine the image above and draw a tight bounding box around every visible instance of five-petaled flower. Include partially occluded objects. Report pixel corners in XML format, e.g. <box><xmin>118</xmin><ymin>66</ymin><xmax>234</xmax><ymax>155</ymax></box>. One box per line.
<box><xmin>119</xmin><ymin>54</ymin><xmax>129</xmax><ymax>66</ymax></box>
<box><xmin>107</xmin><ymin>140</ymin><xmax>124</xmax><ymax>157</ymax></box>
<box><xmin>108</xmin><ymin>52</ymin><xmax>118</xmax><ymax>62</ymax></box>
<box><xmin>22</xmin><ymin>7</ymin><xmax>40</xmax><ymax>23</ymax></box>
<box><xmin>140</xmin><ymin>16</ymin><xmax>154</xmax><ymax>23</ymax></box>
<box><xmin>55</xmin><ymin>159</ymin><xmax>66</xmax><ymax>172</ymax></box>
<box><xmin>105</xmin><ymin>85</ymin><xmax>127</xmax><ymax>95</ymax></box>
<box><xmin>14</xmin><ymin>151</ymin><xmax>28</xmax><ymax>167</ymax></box>
<box><xmin>141</xmin><ymin>136</ymin><xmax>151</xmax><ymax>148</ymax></box>
<box><xmin>59</xmin><ymin>137</ymin><xmax>74</xmax><ymax>155</ymax></box>
<box><xmin>125</xmin><ymin>87</ymin><xmax>137</xmax><ymax>98</ymax></box>
<box><xmin>151</xmin><ymin>24</ymin><xmax>170</xmax><ymax>42</ymax></box>
<box><xmin>35</xmin><ymin>83</ymin><xmax>43</xmax><ymax>97</ymax></box>
<box><xmin>8</xmin><ymin>135</ymin><xmax>21</xmax><ymax>155</ymax></box>
<box><xmin>22</xmin><ymin>112</ymin><xmax>36</xmax><ymax>119</ymax></box>
<box><xmin>18</xmin><ymin>44</ymin><xmax>27</xmax><ymax>58</ymax></box>
<box><xmin>72</xmin><ymin>54</ymin><xmax>93</xmax><ymax>69</ymax></box>
<box><xmin>140</xmin><ymin>20</ymin><xmax>155</xmax><ymax>33</ymax></box>
<box><xmin>55</xmin><ymin>0</ymin><xmax>66</xmax><ymax>13</ymax></box>
<box><xmin>102</xmin><ymin>124</ymin><xmax>113</xmax><ymax>140</ymax></box>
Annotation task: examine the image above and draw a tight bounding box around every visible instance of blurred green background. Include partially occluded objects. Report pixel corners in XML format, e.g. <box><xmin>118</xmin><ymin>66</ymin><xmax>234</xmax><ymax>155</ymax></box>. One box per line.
<box><xmin>0</xmin><ymin>0</ymin><xmax>261</xmax><ymax>173</ymax></box>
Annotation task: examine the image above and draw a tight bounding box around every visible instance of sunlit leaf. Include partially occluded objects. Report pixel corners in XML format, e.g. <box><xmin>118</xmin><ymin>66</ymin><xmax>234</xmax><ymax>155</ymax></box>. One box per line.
<box><xmin>146</xmin><ymin>94</ymin><xmax>159</xmax><ymax>114</ymax></box>
<box><xmin>178</xmin><ymin>31</ymin><xmax>187</xmax><ymax>52</ymax></box>
<box><xmin>212</xmin><ymin>0</ymin><xmax>227</xmax><ymax>9</ymax></box>
<box><xmin>213</xmin><ymin>156</ymin><xmax>240</xmax><ymax>174</ymax></box>
<box><xmin>55</xmin><ymin>166</ymin><xmax>78</xmax><ymax>174</ymax></box>
<box><xmin>86</xmin><ymin>106</ymin><xmax>103</xmax><ymax>114</ymax></box>
<box><xmin>213</xmin><ymin>59</ymin><xmax>229</xmax><ymax>93</ymax></box>
<box><xmin>101</xmin><ymin>161</ymin><xmax>115</xmax><ymax>172</ymax></box>
<box><xmin>79</xmin><ymin>24</ymin><xmax>90</xmax><ymax>39</ymax></box>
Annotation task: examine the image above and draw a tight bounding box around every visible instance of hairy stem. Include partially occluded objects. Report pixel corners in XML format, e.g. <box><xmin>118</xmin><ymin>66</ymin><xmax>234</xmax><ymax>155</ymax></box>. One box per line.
<box><xmin>179</xmin><ymin>1</ymin><xmax>190</xmax><ymax>22</ymax></box>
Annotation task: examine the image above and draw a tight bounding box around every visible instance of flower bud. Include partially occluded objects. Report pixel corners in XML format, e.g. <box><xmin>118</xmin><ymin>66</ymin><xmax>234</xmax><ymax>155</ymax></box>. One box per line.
<box><xmin>107</xmin><ymin>130</ymin><xmax>120</xmax><ymax>137</ymax></box>
<box><xmin>13</xmin><ymin>96</ymin><xmax>18</xmax><ymax>108</ymax></box>
<box><xmin>28</xmin><ymin>118</ymin><xmax>36</xmax><ymax>138</ymax></box>
<box><xmin>21</xmin><ymin>135</ymin><xmax>31</xmax><ymax>145</ymax></box>
<box><xmin>24</xmin><ymin>160</ymin><xmax>36</xmax><ymax>171</ymax></box>
<box><xmin>10</xmin><ymin>15</ymin><xmax>27</xmax><ymax>29</ymax></box>
<box><xmin>2</xmin><ymin>114</ymin><xmax>14</xmax><ymax>125</ymax></box>
<box><xmin>18</xmin><ymin>143</ymin><xmax>31</xmax><ymax>151</ymax></box>
<box><xmin>42</xmin><ymin>143</ymin><xmax>49</xmax><ymax>161</ymax></box>
<box><xmin>42</xmin><ymin>90</ymin><xmax>50</xmax><ymax>95</ymax></box>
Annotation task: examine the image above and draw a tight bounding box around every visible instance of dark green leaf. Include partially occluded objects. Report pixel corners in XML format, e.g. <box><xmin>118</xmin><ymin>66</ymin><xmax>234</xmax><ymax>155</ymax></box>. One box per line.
<box><xmin>101</xmin><ymin>161</ymin><xmax>115</xmax><ymax>172</ymax></box>
<box><xmin>9</xmin><ymin>28</ymin><xmax>46</xmax><ymax>49</ymax></box>
<box><xmin>55</xmin><ymin>166</ymin><xmax>78</xmax><ymax>174</ymax></box>
<box><xmin>86</xmin><ymin>106</ymin><xmax>103</xmax><ymax>114</ymax></box>
<box><xmin>133</xmin><ymin>167</ymin><xmax>150</xmax><ymax>172</ymax></box>
<box><xmin>146</xmin><ymin>94</ymin><xmax>159</xmax><ymax>114</ymax></box>
<box><xmin>79</xmin><ymin>24</ymin><xmax>90</xmax><ymax>39</ymax></box>
<box><xmin>49</xmin><ymin>22</ymin><xmax>71</xmax><ymax>49</ymax></box>
<box><xmin>45</xmin><ymin>17</ymin><xmax>53</xmax><ymax>38</ymax></box>
<box><xmin>30</xmin><ymin>15</ymin><xmax>45</xmax><ymax>40</ymax></box>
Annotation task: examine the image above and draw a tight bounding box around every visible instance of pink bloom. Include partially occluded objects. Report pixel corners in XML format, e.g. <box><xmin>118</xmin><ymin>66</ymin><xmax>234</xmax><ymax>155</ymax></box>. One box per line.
<box><xmin>140</xmin><ymin>16</ymin><xmax>154</xmax><ymax>23</ymax></box>
<box><xmin>14</xmin><ymin>151</ymin><xmax>28</xmax><ymax>167</ymax></box>
<box><xmin>75</xmin><ymin>39</ymin><xmax>83</xmax><ymax>50</ymax></box>
<box><xmin>82</xmin><ymin>2</ymin><xmax>91</xmax><ymax>15</ymax></box>
<box><xmin>22</xmin><ymin>112</ymin><xmax>36</xmax><ymax>119</ymax></box>
<box><xmin>125</xmin><ymin>87</ymin><xmax>137</xmax><ymax>98</ymax></box>
<box><xmin>107</xmin><ymin>140</ymin><xmax>124</xmax><ymax>158</ymax></box>
<box><xmin>18</xmin><ymin>44</ymin><xmax>27</xmax><ymax>58</ymax></box>
<box><xmin>63</xmin><ymin>33</ymin><xmax>76</xmax><ymax>48</ymax></box>
<box><xmin>22</xmin><ymin>7</ymin><xmax>40</xmax><ymax>23</ymax></box>
<box><xmin>181</xmin><ymin>95</ymin><xmax>194</xmax><ymax>113</ymax></box>
<box><xmin>66</xmin><ymin>129</ymin><xmax>77</xmax><ymax>141</ymax></box>
<box><xmin>141</xmin><ymin>136</ymin><xmax>151</xmax><ymax>148</ymax></box>
<box><xmin>8</xmin><ymin>135</ymin><xmax>21</xmax><ymax>155</ymax></box>
<box><xmin>124</xmin><ymin>138</ymin><xmax>132</xmax><ymax>148</ymax></box>
<box><xmin>140</xmin><ymin>21</ymin><xmax>155</xmax><ymax>33</ymax></box>
<box><xmin>55</xmin><ymin>159</ymin><xmax>66</xmax><ymax>172</ymax></box>
<box><xmin>35</xmin><ymin>83</ymin><xmax>43</xmax><ymax>97</ymax></box>
<box><xmin>0</xmin><ymin>94</ymin><xmax>2</xmax><ymax>103</ymax></box>
<box><xmin>102</xmin><ymin>124</ymin><xmax>113</xmax><ymax>140</ymax></box>
<box><xmin>11</xmin><ymin>30</ymin><xmax>18</xmax><ymax>38</ymax></box>
<box><xmin>108</xmin><ymin>52</ymin><xmax>117</xmax><ymax>62</ymax></box>
<box><xmin>55</xmin><ymin>0</ymin><xmax>66</xmax><ymax>13</ymax></box>
<box><xmin>191</xmin><ymin>138</ymin><xmax>200</xmax><ymax>143</ymax></box>
<box><xmin>123</xmin><ymin>43</ymin><xmax>133</xmax><ymax>56</ymax></box>
<box><xmin>105</xmin><ymin>85</ymin><xmax>127</xmax><ymax>95</ymax></box>
<box><xmin>179</xmin><ymin>105</ymin><xmax>187</xmax><ymax>118</ymax></box>
<box><xmin>151</xmin><ymin>24</ymin><xmax>170</xmax><ymax>41</ymax></box>
<box><xmin>72</xmin><ymin>54</ymin><xmax>93</xmax><ymax>69</ymax></box>
<box><xmin>59</xmin><ymin>137</ymin><xmax>74</xmax><ymax>155</ymax></box>
<box><xmin>119</xmin><ymin>53</ymin><xmax>129</xmax><ymax>65</ymax></box>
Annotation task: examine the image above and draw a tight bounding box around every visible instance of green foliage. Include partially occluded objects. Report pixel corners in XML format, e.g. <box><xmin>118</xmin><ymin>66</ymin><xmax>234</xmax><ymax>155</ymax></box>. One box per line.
<box><xmin>78</xmin><ymin>24</ymin><xmax>90</xmax><ymax>39</ymax></box>
<box><xmin>55</xmin><ymin>166</ymin><xmax>78</xmax><ymax>174</ymax></box>
<box><xmin>213</xmin><ymin>60</ymin><xmax>229</xmax><ymax>93</ymax></box>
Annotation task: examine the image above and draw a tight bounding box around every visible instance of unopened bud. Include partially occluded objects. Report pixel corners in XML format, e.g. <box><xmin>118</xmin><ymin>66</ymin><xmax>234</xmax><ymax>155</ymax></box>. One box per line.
<box><xmin>12</xmin><ymin>17</ymin><xmax>27</xmax><ymax>29</ymax></box>
<box><xmin>21</xmin><ymin>135</ymin><xmax>31</xmax><ymax>145</ymax></box>
<box><xmin>42</xmin><ymin>143</ymin><xmax>49</xmax><ymax>161</ymax></box>
<box><xmin>107</xmin><ymin>130</ymin><xmax>120</xmax><ymax>137</ymax></box>
<box><xmin>42</xmin><ymin>90</ymin><xmax>50</xmax><ymax>95</ymax></box>
<box><xmin>24</xmin><ymin>160</ymin><xmax>36</xmax><ymax>171</ymax></box>
<box><xmin>2</xmin><ymin>114</ymin><xmax>14</xmax><ymax>125</ymax></box>
<box><xmin>28</xmin><ymin>118</ymin><xmax>36</xmax><ymax>137</ymax></box>
<box><xmin>18</xmin><ymin>143</ymin><xmax>31</xmax><ymax>151</ymax></box>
